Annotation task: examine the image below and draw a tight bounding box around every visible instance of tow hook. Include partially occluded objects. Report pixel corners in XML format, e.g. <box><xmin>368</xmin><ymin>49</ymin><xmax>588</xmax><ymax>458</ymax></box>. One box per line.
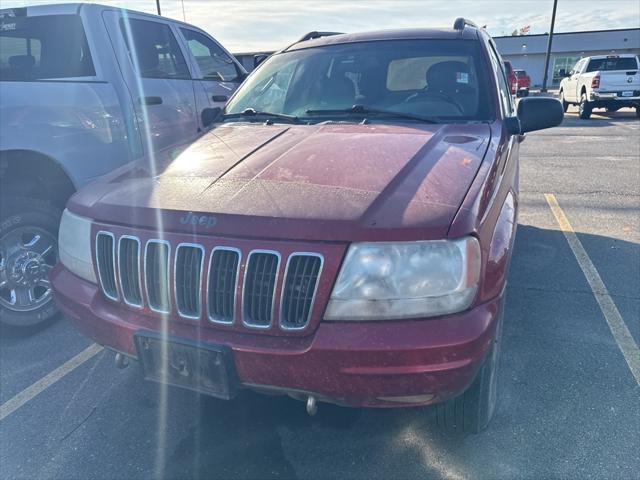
<box><xmin>115</xmin><ymin>353</ymin><xmax>129</xmax><ymax>369</ymax></box>
<box><xmin>306</xmin><ymin>395</ymin><xmax>317</xmax><ymax>416</ymax></box>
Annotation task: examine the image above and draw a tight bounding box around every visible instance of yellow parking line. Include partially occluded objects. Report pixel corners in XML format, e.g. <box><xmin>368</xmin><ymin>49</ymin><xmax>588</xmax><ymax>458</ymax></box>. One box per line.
<box><xmin>0</xmin><ymin>343</ymin><xmax>103</xmax><ymax>421</ymax></box>
<box><xmin>545</xmin><ymin>194</ymin><xmax>640</xmax><ymax>385</ymax></box>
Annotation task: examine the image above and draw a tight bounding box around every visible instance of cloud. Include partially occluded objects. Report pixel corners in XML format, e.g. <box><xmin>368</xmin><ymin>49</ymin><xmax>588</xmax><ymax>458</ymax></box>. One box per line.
<box><xmin>3</xmin><ymin>0</ymin><xmax>639</xmax><ymax>51</ymax></box>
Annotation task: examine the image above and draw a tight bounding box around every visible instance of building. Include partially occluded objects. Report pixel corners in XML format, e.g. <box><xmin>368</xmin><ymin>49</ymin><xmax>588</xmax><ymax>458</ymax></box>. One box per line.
<box><xmin>494</xmin><ymin>28</ymin><xmax>640</xmax><ymax>87</ymax></box>
<box><xmin>235</xmin><ymin>28</ymin><xmax>640</xmax><ymax>88</ymax></box>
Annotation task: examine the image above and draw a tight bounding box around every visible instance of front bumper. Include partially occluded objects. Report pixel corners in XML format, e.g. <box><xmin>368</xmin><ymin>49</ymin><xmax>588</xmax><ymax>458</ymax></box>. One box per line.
<box><xmin>52</xmin><ymin>265</ymin><xmax>502</xmax><ymax>408</ymax></box>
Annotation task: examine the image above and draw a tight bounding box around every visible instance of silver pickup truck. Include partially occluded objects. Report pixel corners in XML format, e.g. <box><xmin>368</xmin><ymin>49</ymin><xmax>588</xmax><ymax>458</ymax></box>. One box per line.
<box><xmin>0</xmin><ymin>3</ymin><xmax>246</xmax><ymax>327</ymax></box>
<box><xmin>558</xmin><ymin>54</ymin><xmax>640</xmax><ymax>119</ymax></box>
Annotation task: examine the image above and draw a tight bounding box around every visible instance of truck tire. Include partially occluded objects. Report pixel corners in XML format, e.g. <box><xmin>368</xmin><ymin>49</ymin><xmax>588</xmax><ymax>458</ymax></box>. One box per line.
<box><xmin>432</xmin><ymin>306</ymin><xmax>504</xmax><ymax>434</ymax></box>
<box><xmin>0</xmin><ymin>197</ymin><xmax>62</xmax><ymax>327</ymax></box>
<box><xmin>559</xmin><ymin>90</ymin><xmax>569</xmax><ymax>112</ymax></box>
<box><xmin>579</xmin><ymin>93</ymin><xmax>592</xmax><ymax>119</ymax></box>
<box><xmin>636</xmin><ymin>107</ymin><xmax>640</xmax><ymax>118</ymax></box>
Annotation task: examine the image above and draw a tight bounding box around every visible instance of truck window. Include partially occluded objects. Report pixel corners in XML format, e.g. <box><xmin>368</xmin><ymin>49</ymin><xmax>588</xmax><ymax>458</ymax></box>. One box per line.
<box><xmin>180</xmin><ymin>28</ymin><xmax>240</xmax><ymax>82</ymax></box>
<box><xmin>0</xmin><ymin>14</ymin><xmax>94</xmax><ymax>80</ymax></box>
<box><xmin>119</xmin><ymin>18</ymin><xmax>190</xmax><ymax>80</ymax></box>
<box><xmin>386</xmin><ymin>56</ymin><xmax>471</xmax><ymax>91</ymax></box>
<box><xmin>586</xmin><ymin>57</ymin><xmax>639</xmax><ymax>72</ymax></box>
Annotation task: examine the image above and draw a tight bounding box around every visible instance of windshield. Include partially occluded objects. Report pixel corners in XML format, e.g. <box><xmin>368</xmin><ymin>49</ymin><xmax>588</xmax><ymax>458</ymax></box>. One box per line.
<box><xmin>225</xmin><ymin>39</ymin><xmax>493</xmax><ymax>122</ymax></box>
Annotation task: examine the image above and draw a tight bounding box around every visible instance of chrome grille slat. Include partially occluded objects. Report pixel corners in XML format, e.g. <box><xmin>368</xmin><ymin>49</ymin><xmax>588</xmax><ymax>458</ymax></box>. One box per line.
<box><xmin>174</xmin><ymin>244</ymin><xmax>204</xmax><ymax>319</ymax></box>
<box><xmin>118</xmin><ymin>236</ymin><xmax>142</xmax><ymax>307</ymax></box>
<box><xmin>208</xmin><ymin>247</ymin><xmax>240</xmax><ymax>324</ymax></box>
<box><xmin>280</xmin><ymin>254</ymin><xmax>323</xmax><ymax>330</ymax></box>
<box><xmin>145</xmin><ymin>240</ymin><xmax>170</xmax><ymax>313</ymax></box>
<box><xmin>243</xmin><ymin>251</ymin><xmax>280</xmax><ymax>328</ymax></box>
<box><xmin>96</xmin><ymin>232</ymin><xmax>118</xmax><ymax>300</ymax></box>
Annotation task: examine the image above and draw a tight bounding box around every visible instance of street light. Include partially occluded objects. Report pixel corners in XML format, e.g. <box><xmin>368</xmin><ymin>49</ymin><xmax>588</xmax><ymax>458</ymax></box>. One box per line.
<box><xmin>156</xmin><ymin>0</ymin><xmax>161</xmax><ymax>16</ymax></box>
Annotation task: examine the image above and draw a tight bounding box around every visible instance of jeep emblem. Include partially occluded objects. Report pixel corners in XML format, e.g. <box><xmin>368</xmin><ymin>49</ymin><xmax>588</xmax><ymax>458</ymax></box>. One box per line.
<box><xmin>180</xmin><ymin>212</ymin><xmax>217</xmax><ymax>228</ymax></box>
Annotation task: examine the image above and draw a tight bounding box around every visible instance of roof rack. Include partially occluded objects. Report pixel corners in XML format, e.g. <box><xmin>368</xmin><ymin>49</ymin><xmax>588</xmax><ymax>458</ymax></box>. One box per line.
<box><xmin>453</xmin><ymin>18</ymin><xmax>479</xmax><ymax>31</ymax></box>
<box><xmin>297</xmin><ymin>31</ymin><xmax>344</xmax><ymax>42</ymax></box>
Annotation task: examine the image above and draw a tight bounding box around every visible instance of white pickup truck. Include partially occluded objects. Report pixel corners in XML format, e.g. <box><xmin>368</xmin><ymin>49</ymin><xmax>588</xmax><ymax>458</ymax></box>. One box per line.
<box><xmin>558</xmin><ymin>54</ymin><xmax>640</xmax><ymax>119</ymax></box>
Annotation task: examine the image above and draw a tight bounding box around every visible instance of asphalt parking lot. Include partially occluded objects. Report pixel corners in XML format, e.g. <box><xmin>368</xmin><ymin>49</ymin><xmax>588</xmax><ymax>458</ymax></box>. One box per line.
<box><xmin>1</xmin><ymin>106</ymin><xmax>639</xmax><ymax>480</ymax></box>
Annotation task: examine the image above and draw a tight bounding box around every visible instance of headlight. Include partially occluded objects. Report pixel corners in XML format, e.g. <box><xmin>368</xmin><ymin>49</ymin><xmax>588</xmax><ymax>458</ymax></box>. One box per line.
<box><xmin>324</xmin><ymin>237</ymin><xmax>480</xmax><ymax>321</ymax></box>
<box><xmin>59</xmin><ymin>209</ymin><xmax>96</xmax><ymax>283</ymax></box>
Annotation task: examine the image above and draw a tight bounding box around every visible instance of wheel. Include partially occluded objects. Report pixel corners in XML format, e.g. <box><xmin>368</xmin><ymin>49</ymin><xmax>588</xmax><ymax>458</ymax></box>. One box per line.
<box><xmin>432</xmin><ymin>306</ymin><xmax>504</xmax><ymax>434</ymax></box>
<box><xmin>559</xmin><ymin>90</ymin><xmax>569</xmax><ymax>112</ymax></box>
<box><xmin>0</xmin><ymin>197</ymin><xmax>62</xmax><ymax>327</ymax></box>
<box><xmin>636</xmin><ymin>107</ymin><xmax>640</xmax><ymax>118</ymax></box>
<box><xmin>579</xmin><ymin>92</ymin><xmax>592</xmax><ymax>119</ymax></box>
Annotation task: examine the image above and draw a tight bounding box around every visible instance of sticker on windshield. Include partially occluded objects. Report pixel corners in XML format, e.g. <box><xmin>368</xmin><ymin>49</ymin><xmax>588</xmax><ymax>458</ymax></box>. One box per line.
<box><xmin>456</xmin><ymin>72</ymin><xmax>469</xmax><ymax>84</ymax></box>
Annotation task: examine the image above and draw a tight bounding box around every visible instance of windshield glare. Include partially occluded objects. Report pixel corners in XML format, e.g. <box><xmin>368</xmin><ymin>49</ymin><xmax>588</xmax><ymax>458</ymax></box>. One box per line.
<box><xmin>225</xmin><ymin>39</ymin><xmax>493</xmax><ymax>121</ymax></box>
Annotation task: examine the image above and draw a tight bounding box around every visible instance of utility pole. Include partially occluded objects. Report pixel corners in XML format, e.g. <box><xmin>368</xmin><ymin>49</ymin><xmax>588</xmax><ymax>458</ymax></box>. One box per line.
<box><xmin>156</xmin><ymin>0</ymin><xmax>161</xmax><ymax>16</ymax></box>
<box><xmin>541</xmin><ymin>0</ymin><xmax>558</xmax><ymax>92</ymax></box>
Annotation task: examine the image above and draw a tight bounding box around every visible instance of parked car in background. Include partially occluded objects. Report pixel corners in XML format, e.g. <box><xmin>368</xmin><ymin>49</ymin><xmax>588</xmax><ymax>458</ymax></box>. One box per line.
<box><xmin>558</xmin><ymin>54</ymin><xmax>640</xmax><ymax>119</ymax></box>
<box><xmin>502</xmin><ymin>60</ymin><xmax>528</xmax><ymax>97</ymax></box>
<box><xmin>0</xmin><ymin>3</ymin><xmax>246</xmax><ymax>327</ymax></box>
<box><xmin>513</xmin><ymin>69</ymin><xmax>530</xmax><ymax>95</ymax></box>
<box><xmin>52</xmin><ymin>18</ymin><xmax>563</xmax><ymax>433</ymax></box>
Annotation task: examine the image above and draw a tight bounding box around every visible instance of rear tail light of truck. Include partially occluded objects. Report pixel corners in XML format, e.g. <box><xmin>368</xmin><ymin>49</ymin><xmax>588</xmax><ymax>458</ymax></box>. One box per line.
<box><xmin>591</xmin><ymin>75</ymin><xmax>600</xmax><ymax>89</ymax></box>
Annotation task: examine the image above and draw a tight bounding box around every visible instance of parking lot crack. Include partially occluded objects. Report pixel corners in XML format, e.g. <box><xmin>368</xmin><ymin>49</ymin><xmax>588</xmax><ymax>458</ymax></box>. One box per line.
<box><xmin>60</xmin><ymin>406</ymin><xmax>96</xmax><ymax>442</ymax></box>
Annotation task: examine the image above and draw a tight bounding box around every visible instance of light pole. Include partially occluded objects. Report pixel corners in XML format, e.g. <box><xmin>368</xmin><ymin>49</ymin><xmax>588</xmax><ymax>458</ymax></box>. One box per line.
<box><xmin>156</xmin><ymin>0</ymin><xmax>161</xmax><ymax>16</ymax></box>
<box><xmin>541</xmin><ymin>0</ymin><xmax>558</xmax><ymax>92</ymax></box>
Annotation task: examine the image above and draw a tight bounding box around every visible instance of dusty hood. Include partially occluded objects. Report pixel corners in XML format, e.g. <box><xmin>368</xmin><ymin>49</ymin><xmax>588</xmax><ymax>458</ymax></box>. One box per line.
<box><xmin>71</xmin><ymin>122</ymin><xmax>490</xmax><ymax>241</ymax></box>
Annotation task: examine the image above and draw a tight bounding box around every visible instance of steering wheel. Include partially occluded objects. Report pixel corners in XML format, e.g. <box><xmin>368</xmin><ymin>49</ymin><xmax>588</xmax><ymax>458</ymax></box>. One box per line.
<box><xmin>403</xmin><ymin>90</ymin><xmax>464</xmax><ymax>114</ymax></box>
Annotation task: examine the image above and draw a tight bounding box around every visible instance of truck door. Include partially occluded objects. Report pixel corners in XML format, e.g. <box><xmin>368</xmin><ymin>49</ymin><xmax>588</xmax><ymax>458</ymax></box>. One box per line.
<box><xmin>103</xmin><ymin>11</ymin><xmax>198</xmax><ymax>155</ymax></box>
<box><xmin>565</xmin><ymin>59</ymin><xmax>583</xmax><ymax>103</ymax></box>
<box><xmin>178</xmin><ymin>27</ymin><xmax>245</xmax><ymax>110</ymax></box>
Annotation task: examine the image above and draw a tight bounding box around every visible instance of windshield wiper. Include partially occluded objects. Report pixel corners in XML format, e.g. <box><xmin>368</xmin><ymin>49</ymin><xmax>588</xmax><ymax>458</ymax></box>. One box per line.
<box><xmin>305</xmin><ymin>105</ymin><xmax>439</xmax><ymax>124</ymax></box>
<box><xmin>222</xmin><ymin>107</ymin><xmax>300</xmax><ymax>124</ymax></box>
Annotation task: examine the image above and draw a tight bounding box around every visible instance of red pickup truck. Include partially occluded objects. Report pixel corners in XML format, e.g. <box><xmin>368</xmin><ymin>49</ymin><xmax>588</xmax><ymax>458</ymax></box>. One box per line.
<box><xmin>52</xmin><ymin>18</ymin><xmax>562</xmax><ymax>434</ymax></box>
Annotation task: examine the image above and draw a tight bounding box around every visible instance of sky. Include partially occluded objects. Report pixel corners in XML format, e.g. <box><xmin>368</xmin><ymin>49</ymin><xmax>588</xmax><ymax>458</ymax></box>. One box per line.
<box><xmin>3</xmin><ymin>0</ymin><xmax>639</xmax><ymax>52</ymax></box>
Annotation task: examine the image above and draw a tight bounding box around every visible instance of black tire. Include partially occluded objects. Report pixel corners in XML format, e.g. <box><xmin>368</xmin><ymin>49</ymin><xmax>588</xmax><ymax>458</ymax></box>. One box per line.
<box><xmin>579</xmin><ymin>92</ymin><xmax>592</xmax><ymax>119</ymax></box>
<box><xmin>559</xmin><ymin>90</ymin><xmax>569</xmax><ymax>112</ymax></box>
<box><xmin>433</xmin><ymin>307</ymin><xmax>504</xmax><ymax>434</ymax></box>
<box><xmin>636</xmin><ymin>107</ymin><xmax>640</xmax><ymax>118</ymax></box>
<box><xmin>0</xmin><ymin>197</ymin><xmax>62</xmax><ymax>327</ymax></box>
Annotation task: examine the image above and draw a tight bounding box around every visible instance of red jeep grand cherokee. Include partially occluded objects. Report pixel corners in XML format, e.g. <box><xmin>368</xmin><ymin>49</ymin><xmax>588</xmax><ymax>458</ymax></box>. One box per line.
<box><xmin>52</xmin><ymin>18</ymin><xmax>562</xmax><ymax>433</ymax></box>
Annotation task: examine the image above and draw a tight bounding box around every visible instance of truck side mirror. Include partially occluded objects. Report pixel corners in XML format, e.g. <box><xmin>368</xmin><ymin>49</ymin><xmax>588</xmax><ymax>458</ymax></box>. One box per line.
<box><xmin>201</xmin><ymin>107</ymin><xmax>221</xmax><ymax>128</ymax></box>
<box><xmin>253</xmin><ymin>54</ymin><xmax>269</xmax><ymax>69</ymax></box>
<box><xmin>558</xmin><ymin>69</ymin><xmax>566</xmax><ymax>77</ymax></box>
<box><xmin>505</xmin><ymin>98</ymin><xmax>564</xmax><ymax>135</ymax></box>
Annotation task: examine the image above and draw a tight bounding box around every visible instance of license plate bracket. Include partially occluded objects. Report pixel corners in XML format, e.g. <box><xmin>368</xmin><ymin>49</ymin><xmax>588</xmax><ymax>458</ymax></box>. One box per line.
<box><xmin>134</xmin><ymin>331</ymin><xmax>236</xmax><ymax>400</ymax></box>
<box><xmin>620</xmin><ymin>91</ymin><xmax>633</xmax><ymax>97</ymax></box>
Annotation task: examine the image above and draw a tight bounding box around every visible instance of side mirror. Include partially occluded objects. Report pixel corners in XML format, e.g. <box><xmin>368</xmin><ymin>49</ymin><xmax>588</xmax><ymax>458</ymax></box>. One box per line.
<box><xmin>559</xmin><ymin>69</ymin><xmax>566</xmax><ymax>77</ymax></box>
<box><xmin>253</xmin><ymin>54</ymin><xmax>269</xmax><ymax>69</ymax></box>
<box><xmin>201</xmin><ymin>107</ymin><xmax>221</xmax><ymax>128</ymax></box>
<box><xmin>505</xmin><ymin>97</ymin><xmax>564</xmax><ymax>135</ymax></box>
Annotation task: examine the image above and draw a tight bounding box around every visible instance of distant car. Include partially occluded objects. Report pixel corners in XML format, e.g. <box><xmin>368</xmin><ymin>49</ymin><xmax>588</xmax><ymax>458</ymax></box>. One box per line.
<box><xmin>513</xmin><ymin>69</ymin><xmax>531</xmax><ymax>91</ymax></box>
<box><xmin>503</xmin><ymin>61</ymin><xmax>528</xmax><ymax>97</ymax></box>
<box><xmin>0</xmin><ymin>3</ymin><xmax>246</xmax><ymax>327</ymax></box>
<box><xmin>52</xmin><ymin>18</ymin><xmax>563</xmax><ymax>434</ymax></box>
<box><xmin>558</xmin><ymin>54</ymin><xmax>640</xmax><ymax>119</ymax></box>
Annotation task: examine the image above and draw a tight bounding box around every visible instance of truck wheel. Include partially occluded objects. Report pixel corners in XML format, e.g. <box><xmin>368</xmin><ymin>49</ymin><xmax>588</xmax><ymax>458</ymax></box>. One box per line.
<box><xmin>432</xmin><ymin>307</ymin><xmax>504</xmax><ymax>434</ymax></box>
<box><xmin>559</xmin><ymin>90</ymin><xmax>569</xmax><ymax>112</ymax></box>
<box><xmin>636</xmin><ymin>107</ymin><xmax>640</xmax><ymax>118</ymax></box>
<box><xmin>579</xmin><ymin>93</ymin><xmax>592</xmax><ymax>119</ymax></box>
<box><xmin>0</xmin><ymin>197</ymin><xmax>62</xmax><ymax>327</ymax></box>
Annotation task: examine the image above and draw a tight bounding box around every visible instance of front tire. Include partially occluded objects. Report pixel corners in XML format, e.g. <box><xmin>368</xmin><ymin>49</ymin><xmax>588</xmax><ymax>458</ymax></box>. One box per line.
<box><xmin>636</xmin><ymin>106</ymin><xmax>640</xmax><ymax>118</ymax></box>
<box><xmin>579</xmin><ymin>92</ymin><xmax>592</xmax><ymax>119</ymax></box>
<box><xmin>559</xmin><ymin>90</ymin><xmax>569</xmax><ymax>112</ymax></box>
<box><xmin>433</xmin><ymin>307</ymin><xmax>504</xmax><ymax>434</ymax></box>
<box><xmin>0</xmin><ymin>197</ymin><xmax>62</xmax><ymax>327</ymax></box>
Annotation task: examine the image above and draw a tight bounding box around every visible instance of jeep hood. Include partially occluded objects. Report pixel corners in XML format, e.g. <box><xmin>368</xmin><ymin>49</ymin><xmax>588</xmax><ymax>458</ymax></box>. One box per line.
<box><xmin>71</xmin><ymin>122</ymin><xmax>490</xmax><ymax>241</ymax></box>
